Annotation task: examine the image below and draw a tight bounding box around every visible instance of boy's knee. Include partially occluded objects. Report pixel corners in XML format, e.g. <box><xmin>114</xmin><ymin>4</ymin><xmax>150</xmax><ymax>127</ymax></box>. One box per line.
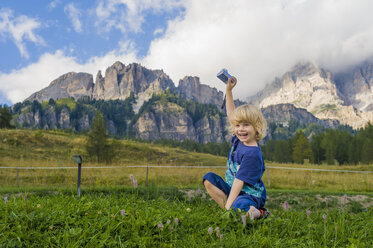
<box><xmin>202</xmin><ymin>172</ymin><xmax>215</xmax><ymax>182</ymax></box>
<box><xmin>203</xmin><ymin>179</ymin><xmax>213</xmax><ymax>188</ymax></box>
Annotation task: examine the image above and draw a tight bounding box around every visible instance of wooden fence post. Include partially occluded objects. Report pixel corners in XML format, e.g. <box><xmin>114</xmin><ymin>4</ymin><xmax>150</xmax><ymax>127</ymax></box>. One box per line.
<box><xmin>17</xmin><ymin>167</ymin><xmax>20</xmax><ymax>187</ymax></box>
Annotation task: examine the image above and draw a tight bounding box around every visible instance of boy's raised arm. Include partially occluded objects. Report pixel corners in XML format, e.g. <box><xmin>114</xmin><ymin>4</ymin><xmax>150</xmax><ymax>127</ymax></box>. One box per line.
<box><xmin>226</xmin><ymin>76</ymin><xmax>237</xmax><ymax>123</ymax></box>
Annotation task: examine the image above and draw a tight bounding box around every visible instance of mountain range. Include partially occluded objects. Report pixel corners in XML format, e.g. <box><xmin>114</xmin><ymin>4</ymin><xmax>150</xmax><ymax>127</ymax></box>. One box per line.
<box><xmin>247</xmin><ymin>62</ymin><xmax>373</xmax><ymax>129</ymax></box>
<box><xmin>11</xmin><ymin>60</ymin><xmax>373</xmax><ymax>142</ymax></box>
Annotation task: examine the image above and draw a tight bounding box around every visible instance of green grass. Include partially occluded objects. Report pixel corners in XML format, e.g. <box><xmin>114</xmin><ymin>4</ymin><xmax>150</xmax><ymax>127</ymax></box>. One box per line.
<box><xmin>56</xmin><ymin>98</ymin><xmax>76</xmax><ymax>111</ymax></box>
<box><xmin>1</xmin><ymin>129</ymin><xmax>372</xmax><ymax>246</ymax></box>
<box><xmin>0</xmin><ymin>129</ymin><xmax>225</xmax><ymax>167</ymax></box>
<box><xmin>1</xmin><ymin>187</ymin><xmax>372</xmax><ymax>247</ymax></box>
<box><xmin>311</xmin><ymin>104</ymin><xmax>338</xmax><ymax>114</ymax></box>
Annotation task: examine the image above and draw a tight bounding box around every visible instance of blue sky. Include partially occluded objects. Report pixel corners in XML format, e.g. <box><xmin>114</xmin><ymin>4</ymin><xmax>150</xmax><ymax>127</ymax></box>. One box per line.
<box><xmin>0</xmin><ymin>0</ymin><xmax>184</xmax><ymax>73</ymax></box>
<box><xmin>1</xmin><ymin>0</ymin><xmax>373</xmax><ymax>106</ymax></box>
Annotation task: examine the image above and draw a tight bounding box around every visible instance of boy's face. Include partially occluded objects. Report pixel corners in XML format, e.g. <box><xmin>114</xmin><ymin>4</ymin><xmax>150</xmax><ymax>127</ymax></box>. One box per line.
<box><xmin>234</xmin><ymin>122</ymin><xmax>257</xmax><ymax>146</ymax></box>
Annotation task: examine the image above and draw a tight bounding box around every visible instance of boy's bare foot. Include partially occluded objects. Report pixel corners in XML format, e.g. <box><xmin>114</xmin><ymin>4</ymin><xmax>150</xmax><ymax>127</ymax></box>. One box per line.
<box><xmin>247</xmin><ymin>206</ymin><xmax>261</xmax><ymax>220</ymax></box>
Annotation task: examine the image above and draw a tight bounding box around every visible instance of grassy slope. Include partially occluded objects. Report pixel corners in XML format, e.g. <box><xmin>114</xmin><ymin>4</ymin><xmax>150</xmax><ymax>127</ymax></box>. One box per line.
<box><xmin>0</xmin><ymin>129</ymin><xmax>226</xmax><ymax>167</ymax></box>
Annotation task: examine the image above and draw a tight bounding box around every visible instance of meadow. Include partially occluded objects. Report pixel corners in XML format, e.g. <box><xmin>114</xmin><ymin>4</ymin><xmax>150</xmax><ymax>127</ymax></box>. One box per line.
<box><xmin>1</xmin><ymin>187</ymin><xmax>372</xmax><ymax>247</ymax></box>
<box><xmin>1</xmin><ymin>129</ymin><xmax>372</xmax><ymax>191</ymax></box>
<box><xmin>1</xmin><ymin>129</ymin><xmax>372</xmax><ymax>247</ymax></box>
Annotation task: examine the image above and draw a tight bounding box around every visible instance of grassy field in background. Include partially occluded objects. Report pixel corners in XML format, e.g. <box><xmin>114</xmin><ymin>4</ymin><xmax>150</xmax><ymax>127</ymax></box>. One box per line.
<box><xmin>0</xmin><ymin>129</ymin><xmax>372</xmax><ymax>192</ymax></box>
<box><xmin>0</xmin><ymin>129</ymin><xmax>225</xmax><ymax>167</ymax></box>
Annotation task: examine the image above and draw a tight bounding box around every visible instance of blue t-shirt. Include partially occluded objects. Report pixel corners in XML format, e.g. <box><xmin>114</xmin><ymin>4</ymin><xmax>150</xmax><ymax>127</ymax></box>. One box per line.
<box><xmin>225</xmin><ymin>136</ymin><xmax>266</xmax><ymax>201</ymax></box>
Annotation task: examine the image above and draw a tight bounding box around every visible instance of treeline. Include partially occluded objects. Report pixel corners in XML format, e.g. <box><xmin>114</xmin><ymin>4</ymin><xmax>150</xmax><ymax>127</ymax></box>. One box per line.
<box><xmin>262</xmin><ymin>123</ymin><xmax>373</xmax><ymax>165</ymax></box>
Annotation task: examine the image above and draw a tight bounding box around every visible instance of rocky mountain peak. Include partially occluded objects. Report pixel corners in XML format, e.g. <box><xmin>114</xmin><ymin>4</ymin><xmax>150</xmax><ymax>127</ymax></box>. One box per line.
<box><xmin>49</xmin><ymin>72</ymin><xmax>76</xmax><ymax>86</ymax></box>
<box><xmin>248</xmin><ymin>62</ymin><xmax>373</xmax><ymax>129</ymax></box>
<box><xmin>289</xmin><ymin>62</ymin><xmax>329</xmax><ymax>81</ymax></box>
<box><xmin>26</xmin><ymin>72</ymin><xmax>94</xmax><ymax>102</ymax></box>
<box><xmin>177</xmin><ymin>76</ymin><xmax>224</xmax><ymax>106</ymax></box>
<box><xmin>335</xmin><ymin>61</ymin><xmax>373</xmax><ymax>112</ymax></box>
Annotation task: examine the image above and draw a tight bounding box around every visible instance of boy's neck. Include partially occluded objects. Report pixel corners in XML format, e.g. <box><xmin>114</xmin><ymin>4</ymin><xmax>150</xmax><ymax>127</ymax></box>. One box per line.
<box><xmin>242</xmin><ymin>140</ymin><xmax>258</xmax><ymax>147</ymax></box>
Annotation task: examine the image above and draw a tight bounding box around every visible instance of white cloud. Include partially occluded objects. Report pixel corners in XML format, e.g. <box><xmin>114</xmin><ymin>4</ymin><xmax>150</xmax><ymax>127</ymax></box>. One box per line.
<box><xmin>95</xmin><ymin>0</ymin><xmax>184</xmax><ymax>33</ymax></box>
<box><xmin>0</xmin><ymin>8</ymin><xmax>45</xmax><ymax>59</ymax></box>
<box><xmin>48</xmin><ymin>0</ymin><xmax>61</xmax><ymax>10</ymax></box>
<box><xmin>143</xmin><ymin>0</ymin><xmax>373</xmax><ymax>100</ymax></box>
<box><xmin>0</xmin><ymin>44</ymin><xmax>138</xmax><ymax>104</ymax></box>
<box><xmin>153</xmin><ymin>28</ymin><xmax>163</xmax><ymax>36</ymax></box>
<box><xmin>3</xmin><ymin>0</ymin><xmax>373</xmax><ymax>105</ymax></box>
<box><xmin>64</xmin><ymin>3</ymin><xmax>83</xmax><ymax>33</ymax></box>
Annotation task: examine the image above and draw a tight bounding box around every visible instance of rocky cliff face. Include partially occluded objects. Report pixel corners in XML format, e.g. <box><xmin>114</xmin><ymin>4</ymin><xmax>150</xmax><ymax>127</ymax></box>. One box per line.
<box><xmin>134</xmin><ymin>101</ymin><xmax>228</xmax><ymax>143</ymax></box>
<box><xmin>15</xmin><ymin>106</ymin><xmax>93</xmax><ymax>132</ymax></box>
<box><xmin>261</xmin><ymin>103</ymin><xmax>339</xmax><ymax>128</ymax></box>
<box><xmin>177</xmin><ymin>76</ymin><xmax>224</xmax><ymax>107</ymax></box>
<box><xmin>26</xmin><ymin>72</ymin><xmax>94</xmax><ymax>103</ymax></box>
<box><xmin>248</xmin><ymin>62</ymin><xmax>373</xmax><ymax>129</ymax></box>
<box><xmin>334</xmin><ymin>61</ymin><xmax>373</xmax><ymax>112</ymax></box>
<box><xmin>92</xmin><ymin>62</ymin><xmax>176</xmax><ymax>112</ymax></box>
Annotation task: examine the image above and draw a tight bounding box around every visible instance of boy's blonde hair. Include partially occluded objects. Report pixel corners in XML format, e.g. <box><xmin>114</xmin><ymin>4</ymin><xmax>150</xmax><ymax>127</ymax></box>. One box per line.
<box><xmin>229</xmin><ymin>104</ymin><xmax>267</xmax><ymax>142</ymax></box>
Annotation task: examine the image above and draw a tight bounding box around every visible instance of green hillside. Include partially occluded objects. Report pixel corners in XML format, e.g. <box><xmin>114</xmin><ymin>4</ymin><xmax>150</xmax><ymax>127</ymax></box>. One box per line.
<box><xmin>0</xmin><ymin>129</ymin><xmax>226</xmax><ymax>167</ymax></box>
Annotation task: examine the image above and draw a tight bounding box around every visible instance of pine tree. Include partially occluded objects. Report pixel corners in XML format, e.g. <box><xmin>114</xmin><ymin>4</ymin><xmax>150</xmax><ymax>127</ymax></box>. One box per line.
<box><xmin>292</xmin><ymin>131</ymin><xmax>312</xmax><ymax>164</ymax></box>
<box><xmin>361</xmin><ymin>139</ymin><xmax>373</xmax><ymax>164</ymax></box>
<box><xmin>273</xmin><ymin>140</ymin><xmax>291</xmax><ymax>163</ymax></box>
<box><xmin>311</xmin><ymin>133</ymin><xmax>325</xmax><ymax>164</ymax></box>
<box><xmin>335</xmin><ymin>130</ymin><xmax>351</xmax><ymax>165</ymax></box>
<box><xmin>321</xmin><ymin>129</ymin><xmax>337</xmax><ymax>165</ymax></box>
<box><xmin>0</xmin><ymin>105</ymin><xmax>14</xmax><ymax>129</ymax></box>
<box><xmin>86</xmin><ymin>111</ymin><xmax>114</xmax><ymax>163</ymax></box>
<box><xmin>348</xmin><ymin>136</ymin><xmax>361</xmax><ymax>164</ymax></box>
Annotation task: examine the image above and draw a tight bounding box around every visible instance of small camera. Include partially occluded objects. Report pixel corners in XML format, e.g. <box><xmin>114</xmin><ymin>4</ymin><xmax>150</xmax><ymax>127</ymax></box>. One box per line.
<box><xmin>217</xmin><ymin>68</ymin><xmax>233</xmax><ymax>84</ymax></box>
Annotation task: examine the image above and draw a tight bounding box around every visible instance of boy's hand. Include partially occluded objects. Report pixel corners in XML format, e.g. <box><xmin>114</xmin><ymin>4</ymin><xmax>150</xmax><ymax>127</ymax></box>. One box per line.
<box><xmin>226</xmin><ymin>76</ymin><xmax>237</xmax><ymax>91</ymax></box>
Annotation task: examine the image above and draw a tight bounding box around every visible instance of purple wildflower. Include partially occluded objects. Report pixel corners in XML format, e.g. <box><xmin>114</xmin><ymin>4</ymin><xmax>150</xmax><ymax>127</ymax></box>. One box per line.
<box><xmin>322</xmin><ymin>214</ymin><xmax>327</xmax><ymax>221</ymax></box>
<box><xmin>130</xmin><ymin>174</ymin><xmax>134</xmax><ymax>181</ymax></box>
<box><xmin>215</xmin><ymin>227</ymin><xmax>220</xmax><ymax>237</ymax></box>
<box><xmin>306</xmin><ymin>210</ymin><xmax>311</xmax><ymax>219</ymax></box>
<box><xmin>208</xmin><ymin>227</ymin><xmax>213</xmax><ymax>235</ymax></box>
<box><xmin>157</xmin><ymin>223</ymin><xmax>164</xmax><ymax>230</ymax></box>
<box><xmin>345</xmin><ymin>219</ymin><xmax>348</xmax><ymax>223</ymax></box>
<box><xmin>174</xmin><ymin>217</ymin><xmax>179</xmax><ymax>225</ymax></box>
<box><xmin>220</xmin><ymin>234</ymin><xmax>224</xmax><ymax>241</ymax></box>
<box><xmin>343</xmin><ymin>194</ymin><xmax>347</xmax><ymax>204</ymax></box>
<box><xmin>4</xmin><ymin>196</ymin><xmax>8</xmax><ymax>206</ymax></box>
<box><xmin>24</xmin><ymin>194</ymin><xmax>27</xmax><ymax>202</ymax></box>
<box><xmin>133</xmin><ymin>179</ymin><xmax>138</xmax><ymax>189</ymax></box>
<box><xmin>196</xmin><ymin>188</ymin><xmax>201</xmax><ymax>195</ymax></box>
<box><xmin>241</xmin><ymin>214</ymin><xmax>247</xmax><ymax>226</ymax></box>
<box><xmin>187</xmin><ymin>191</ymin><xmax>193</xmax><ymax>200</ymax></box>
<box><xmin>283</xmin><ymin>201</ymin><xmax>289</xmax><ymax>211</ymax></box>
<box><xmin>166</xmin><ymin>219</ymin><xmax>171</xmax><ymax>225</ymax></box>
<box><xmin>120</xmin><ymin>209</ymin><xmax>125</xmax><ymax>218</ymax></box>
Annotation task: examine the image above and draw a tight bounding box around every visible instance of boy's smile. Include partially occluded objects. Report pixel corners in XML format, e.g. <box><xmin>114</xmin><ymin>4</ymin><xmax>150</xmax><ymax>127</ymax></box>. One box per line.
<box><xmin>234</xmin><ymin>123</ymin><xmax>257</xmax><ymax>146</ymax></box>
